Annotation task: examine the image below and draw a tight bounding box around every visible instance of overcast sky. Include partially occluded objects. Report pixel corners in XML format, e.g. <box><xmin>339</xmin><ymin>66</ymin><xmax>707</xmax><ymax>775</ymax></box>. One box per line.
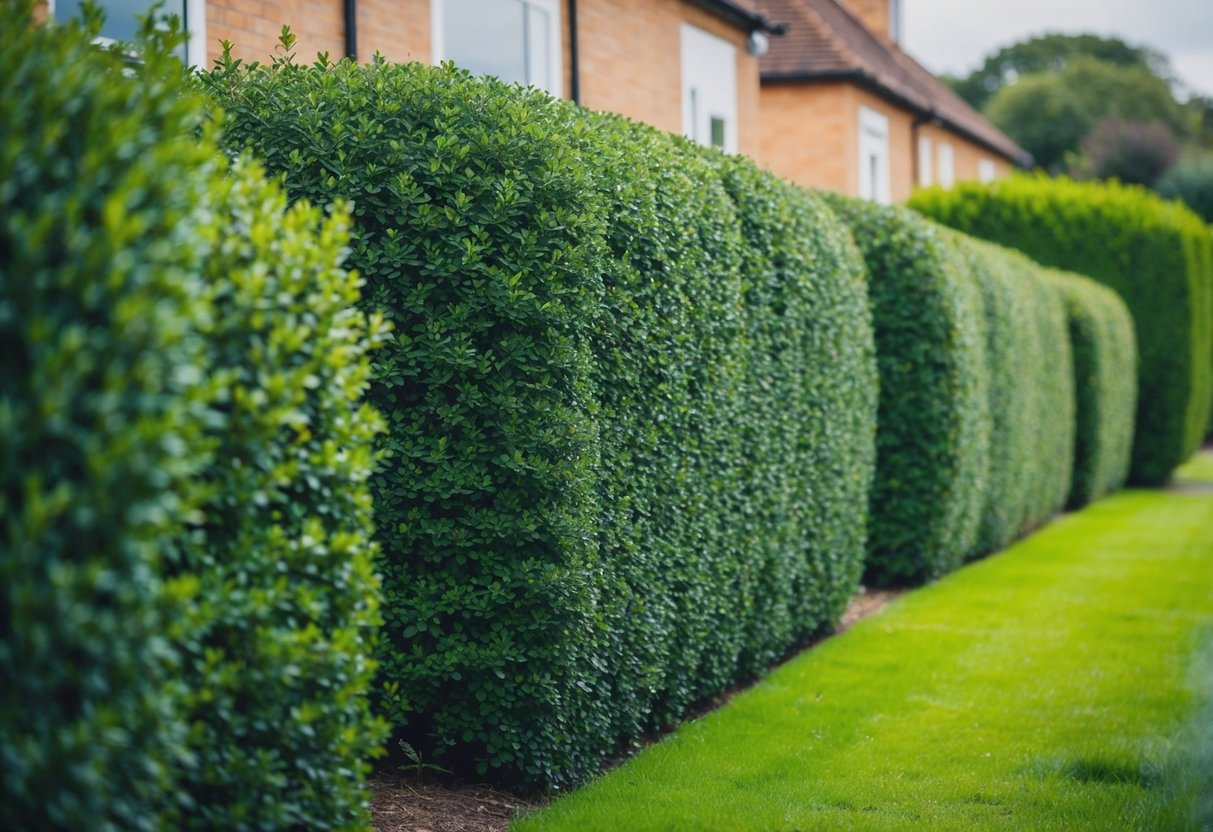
<box><xmin>902</xmin><ymin>0</ymin><xmax>1213</xmax><ymax>99</ymax></box>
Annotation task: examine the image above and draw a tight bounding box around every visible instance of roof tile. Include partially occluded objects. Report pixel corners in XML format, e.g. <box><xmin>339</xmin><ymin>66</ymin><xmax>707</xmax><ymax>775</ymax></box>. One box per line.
<box><xmin>756</xmin><ymin>0</ymin><xmax>1030</xmax><ymax>164</ymax></box>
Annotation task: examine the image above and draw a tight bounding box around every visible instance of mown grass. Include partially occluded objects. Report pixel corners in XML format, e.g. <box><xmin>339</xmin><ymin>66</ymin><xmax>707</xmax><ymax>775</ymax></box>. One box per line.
<box><xmin>515</xmin><ymin>453</ymin><xmax>1213</xmax><ymax>831</ymax></box>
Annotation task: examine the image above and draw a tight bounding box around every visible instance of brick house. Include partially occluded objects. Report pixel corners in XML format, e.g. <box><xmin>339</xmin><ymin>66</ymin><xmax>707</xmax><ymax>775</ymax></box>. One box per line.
<box><xmin>46</xmin><ymin>0</ymin><xmax>1024</xmax><ymax>201</ymax></box>
<box><xmin>45</xmin><ymin>0</ymin><xmax>784</xmax><ymax>160</ymax></box>
<box><xmin>756</xmin><ymin>0</ymin><xmax>1030</xmax><ymax>202</ymax></box>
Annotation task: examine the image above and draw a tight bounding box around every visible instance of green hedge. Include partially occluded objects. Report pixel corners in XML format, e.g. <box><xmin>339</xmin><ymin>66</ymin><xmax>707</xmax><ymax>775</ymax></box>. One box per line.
<box><xmin>910</xmin><ymin>175</ymin><xmax>1213</xmax><ymax>485</ymax></box>
<box><xmin>2</xmin><ymin>13</ymin><xmax>385</xmax><ymax>829</ymax></box>
<box><xmin>954</xmin><ymin>235</ymin><xmax>1076</xmax><ymax>550</ymax></box>
<box><xmin>206</xmin><ymin>51</ymin><xmax>878</xmax><ymax>788</ymax></box>
<box><xmin>822</xmin><ymin>197</ymin><xmax>989</xmax><ymax>586</ymax></box>
<box><xmin>1045</xmin><ymin>270</ymin><xmax>1138</xmax><ymax>507</ymax></box>
<box><xmin>168</xmin><ymin>159</ymin><xmax>388</xmax><ymax>830</ymax></box>
<box><xmin>0</xmin><ymin>15</ymin><xmax>216</xmax><ymax>828</ymax></box>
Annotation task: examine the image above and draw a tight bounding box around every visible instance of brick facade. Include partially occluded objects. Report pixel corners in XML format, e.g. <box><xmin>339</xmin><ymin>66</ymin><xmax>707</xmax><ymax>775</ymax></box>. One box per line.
<box><xmin>575</xmin><ymin>0</ymin><xmax>763</xmax><ymax>158</ymax></box>
<box><xmin>761</xmin><ymin>83</ymin><xmax>1012</xmax><ymax>199</ymax></box>
<box><xmin>184</xmin><ymin>0</ymin><xmax>765</xmax><ymax>158</ymax></box>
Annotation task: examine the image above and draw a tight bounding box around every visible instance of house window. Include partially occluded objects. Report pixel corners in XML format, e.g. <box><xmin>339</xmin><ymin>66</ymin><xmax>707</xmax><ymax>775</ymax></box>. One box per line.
<box><xmin>937</xmin><ymin>142</ymin><xmax>955</xmax><ymax>188</ymax></box>
<box><xmin>681</xmin><ymin>23</ymin><xmax>738</xmax><ymax>154</ymax></box>
<box><xmin>858</xmin><ymin>106</ymin><xmax>891</xmax><ymax>204</ymax></box>
<box><xmin>52</xmin><ymin>0</ymin><xmax>206</xmax><ymax>66</ymax></box>
<box><xmin>432</xmin><ymin>0</ymin><xmax>562</xmax><ymax>96</ymax></box>
<box><xmin>917</xmin><ymin>134</ymin><xmax>933</xmax><ymax>187</ymax></box>
<box><xmin>979</xmin><ymin>159</ymin><xmax>997</xmax><ymax>183</ymax></box>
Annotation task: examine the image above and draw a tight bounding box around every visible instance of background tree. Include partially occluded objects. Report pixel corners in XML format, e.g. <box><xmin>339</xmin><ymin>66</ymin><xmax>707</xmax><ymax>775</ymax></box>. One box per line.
<box><xmin>1157</xmin><ymin>155</ymin><xmax>1213</xmax><ymax>221</ymax></box>
<box><xmin>983</xmin><ymin>56</ymin><xmax>1187</xmax><ymax>172</ymax></box>
<box><xmin>945</xmin><ymin>33</ymin><xmax>1171</xmax><ymax>112</ymax></box>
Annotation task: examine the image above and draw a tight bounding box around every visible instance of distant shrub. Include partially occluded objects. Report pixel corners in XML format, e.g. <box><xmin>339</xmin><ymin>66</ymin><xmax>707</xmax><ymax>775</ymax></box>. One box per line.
<box><xmin>1157</xmin><ymin>155</ymin><xmax>1213</xmax><ymax>222</ymax></box>
<box><xmin>207</xmin><ymin>49</ymin><xmax>878</xmax><ymax>788</ymax></box>
<box><xmin>1069</xmin><ymin>118</ymin><xmax>1181</xmax><ymax>187</ymax></box>
<box><xmin>910</xmin><ymin>175</ymin><xmax>1213</xmax><ymax>485</ymax></box>
<box><xmin>1</xmin><ymin>12</ymin><xmax>386</xmax><ymax>829</ymax></box>
<box><xmin>1044</xmin><ymin>271</ymin><xmax>1137</xmax><ymax>506</ymax></box>
<box><xmin>823</xmin><ymin>196</ymin><xmax>989</xmax><ymax>585</ymax></box>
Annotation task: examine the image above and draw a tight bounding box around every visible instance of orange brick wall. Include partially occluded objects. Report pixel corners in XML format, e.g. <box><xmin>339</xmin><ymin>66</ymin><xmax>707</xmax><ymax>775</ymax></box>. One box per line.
<box><xmin>198</xmin><ymin>0</ymin><xmax>763</xmax><ymax>159</ymax></box>
<box><xmin>359</xmin><ymin>0</ymin><xmax>430</xmax><ymax>63</ymax></box>
<box><xmin>759</xmin><ymin>81</ymin><xmax>853</xmax><ymax>195</ymax></box>
<box><xmin>760</xmin><ymin>80</ymin><xmax>1015</xmax><ymax>200</ymax></box>
<box><xmin>576</xmin><ymin>0</ymin><xmax>763</xmax><ymax>158</ymax></box>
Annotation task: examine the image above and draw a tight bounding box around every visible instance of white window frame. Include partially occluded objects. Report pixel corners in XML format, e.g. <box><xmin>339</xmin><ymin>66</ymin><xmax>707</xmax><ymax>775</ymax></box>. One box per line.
<box><xmin>680</xmin><ymin>23</ymin><xmax>739</xmax><ymax>154</ymax></box>
<box><xmin>937</xmin><ymin>142</ymin><xmax>955</xmax><ymax>188</ymax></box>
<box><xmin>431</xmin><ymin>0</ymin><xmax>563</xmax><ymax>98</ymax></box>
<box><xmin>917</xmin><ymin>134</ymin><xmax>933</xmax><ymax>187</ymax></box>
<box><xmin>858</xmin><ymin>105</ymin><xmax>891</xmax><ymax>204</ymax></box>
<box><xmin>49</xmin><ymin>0</ymin><xmax>207</xmax><ymax>67</ymax></box>
<box><xmin>978</xmin><ymin>158</ymin><xmax>997</xmax><ymax>183</ymax></box>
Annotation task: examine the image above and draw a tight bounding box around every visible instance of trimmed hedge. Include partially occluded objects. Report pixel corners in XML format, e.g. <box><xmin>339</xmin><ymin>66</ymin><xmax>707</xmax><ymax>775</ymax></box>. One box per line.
<box><xmin>909</xmin><ymin>175</ymin><xmax>1213</xmax><ymax>485</ymax></box>
<box><xmin>1045</xmin><ymin>270</ymin><xmax>1138</xmax><ymax>507</ymax></box>
<box><xmin>2</xmin><ymin>13</ymin><xmax>385</xmax><ymax>829</ymax></box>
<box><xmin>954</xmin><ymin>235</ymin><xmax>1076</xmax><ymax>549</ymax></box>
<box><xmin>207</xmin><ymin>51</ymin><xmax>878</xmax><ymax>788</ymax></box>
<box><xmin>0</xmin><ymin>16</ymin><xmax>216</xmax><ymax>828</ymax></box>
<box><xmin>822</xmin><ymin>196</ymin><xmax>989</xmax><ymax>586</ymax></box>
<box><xmin>168</xmin><ymin>159</ymin><xmax>389</xmax><ymax>830</ymax></box>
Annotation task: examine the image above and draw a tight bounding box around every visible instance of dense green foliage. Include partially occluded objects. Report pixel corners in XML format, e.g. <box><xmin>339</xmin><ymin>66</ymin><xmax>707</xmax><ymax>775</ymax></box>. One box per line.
<box><xmin>1158</xmin><ymin>155</ymin><xmax>1213</xmax><ymax>222</ymax></box>
<box><xmin>945</xmin><ymin>33</ymin><xmax>1172</xmax><ymax>113</ymax></box>
<box><xmin>1</xmin><ymin>13</ymin><xmax>386</xmax><ymax>829</ymax></box>
<box><xmin>169</xmin><ymin>160</ymin><xmax>389</xmax><ymax>830</ymax></box>
<box><xmin>1044</xmin><ymin>270</ymin><xmax>1138</xmax><ymax>506</ymax></box>
<box><xmin>823</xmin><ymin>197</ymin><xmax>989</xmax><ymax>586</ymax></box>
<box><xmin>983</xmin><ymin>57</ymin><xmax>1188</xmax><ymax>172</ymax></box>
<box><xmin>910</xmin><ymin>176</ymin><xmax>1213</xmax><ymax>485</ymax></box>
<box><xmin>207</xmin><ymin>51</ymin><xmax>878</xmax><ymax>788</ymax></box>
<box><xmin>209</xmin><ymin>50</ymin><xmax>612</xmax><ymax>788</ymax></box>
<box><xmin>0</xmin><ymin>15</ymin><xmax>215</xmax><ymax>829</ymax></box>
<box><xmin>949</xmin><ymin>234</ymin><xmax>1074</xmax><ymax>551</ymax></box>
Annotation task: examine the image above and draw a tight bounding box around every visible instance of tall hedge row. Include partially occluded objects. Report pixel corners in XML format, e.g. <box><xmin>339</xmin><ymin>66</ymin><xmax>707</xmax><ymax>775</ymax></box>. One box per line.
<box><xmin>1045</xmin><ymin>271</ymin><xmax>1138</xmax><ymax>507</ymax></box>
<box><xmin>2</xmin><ymin>14</ymin><xmax>385</xmax><ymax>829</ymax></box>
<box><xmin>207</xmin><ymin>53</ymin><xmax>878</xmax><ymax>788</ymax></box>
<box><xmin>957</xmin><ymin>236</ymin><xmax>1075</xmax><ymax>546</ymax></box>
<box><xmin>822</xmin><ymin>197</ymin><xmax>989</xmax><ymax>586</ymax></box>
<box><xmin>909</xmin><ymin>176</ymin><xmax>1213</xmax><ymax>485</ymax></box>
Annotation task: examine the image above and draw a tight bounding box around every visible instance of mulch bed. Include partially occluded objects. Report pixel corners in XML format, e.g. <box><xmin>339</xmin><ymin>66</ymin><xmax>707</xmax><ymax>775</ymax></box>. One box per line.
<box><xmin>369</xmin><ymin>587</ymin><xmax>905</xmax><ymax>832</ymax></box>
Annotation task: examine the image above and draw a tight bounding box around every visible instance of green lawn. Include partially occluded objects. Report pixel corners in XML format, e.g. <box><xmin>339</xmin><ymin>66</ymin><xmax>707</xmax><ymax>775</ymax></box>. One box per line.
<box><xmin>516</xmin><ymin>454</ymin><xmax>1213</xmax><ymax>831</ymax></box>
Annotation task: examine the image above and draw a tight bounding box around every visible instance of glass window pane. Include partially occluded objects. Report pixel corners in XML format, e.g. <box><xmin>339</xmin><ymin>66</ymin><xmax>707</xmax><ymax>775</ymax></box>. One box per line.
<box><xmin>710</xmin><ymin>117</ymin><xmax>726</xmax><ymax>150</ymax></box>
<box><xmin>444</xmin><ymin>0</ymin><xmax>527</xmax><ymax>86</ymax></box>
<box><xmin>59</xmin><ymin>0</ymin><xmax>187</xmax><ymax>45</ymax></box>
<box><xmin>525</xmin><ymin>4</ymin><xmax>550</xmax><ymax>91</ymax></box>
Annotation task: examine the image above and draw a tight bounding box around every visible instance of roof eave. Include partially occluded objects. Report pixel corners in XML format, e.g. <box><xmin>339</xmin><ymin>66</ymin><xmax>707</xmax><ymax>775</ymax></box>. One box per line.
<box><xmin>687</xmin><ymin>0</ymin><xmax>789</xmax><ymax>34</ymax></box>
<box><xmin>760</xmin><ymin>70</ymin><xmax>1033</xmax><ymax>167</ymax></box>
